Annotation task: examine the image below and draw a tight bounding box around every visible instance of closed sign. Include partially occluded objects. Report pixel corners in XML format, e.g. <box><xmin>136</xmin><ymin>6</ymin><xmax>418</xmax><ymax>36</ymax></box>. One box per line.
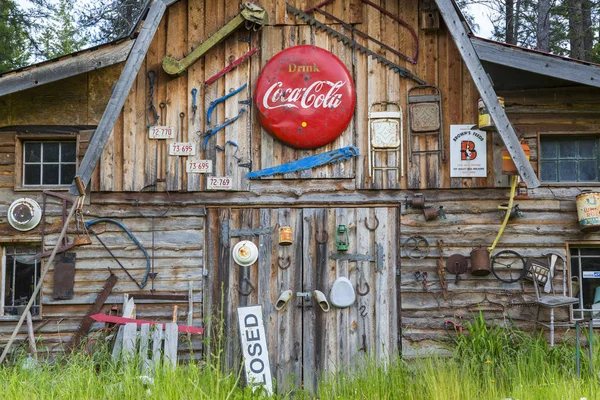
<box><xmin>237</xmin><ymin>305</ymin><xmax>273</xmax><ymax>395</ymax></box>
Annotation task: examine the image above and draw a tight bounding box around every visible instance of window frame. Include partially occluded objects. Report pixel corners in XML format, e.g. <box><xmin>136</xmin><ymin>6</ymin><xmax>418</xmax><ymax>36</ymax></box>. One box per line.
<box><xmin>567</xmin><ymin>241</ymin><xmax>600</xmax><ymax>325</ymax></box>
<box><xmin>15</xmin><ymin>133</ymin><xmax>80</xmax><ymax>191</ymax></box>
<box><xmin>537</xmin><ymin>131</ymin><xmax>600</xmax><ymax>186</ymax></box>
<box><xmin>0</xmin><ymin>244</ymin><xmax>43</xmax><ymax>320</ymax></box>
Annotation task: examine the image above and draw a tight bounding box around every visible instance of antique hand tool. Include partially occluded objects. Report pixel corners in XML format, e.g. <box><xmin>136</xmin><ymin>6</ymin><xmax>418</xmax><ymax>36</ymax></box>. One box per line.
<box><xmin>203</xmin><ymin>108</ymin><xmax>246</xmax><ymax>149</ymax></box>
<box><xmin>205</xmin><ymin>47</ymin><xmax>259</xmax><ymax>86</ymax></box>
<box><xmin>286</xmin><ymin>4</ymin><xmax>425</xmax><ymax>85</ymax></box>
<box><xmin>191</xmin><ymin>88</ymin><xmax>198</xmax><ymax>124</ymax></box>
<box><xmin>206</xmin><ymin>83</ymin><xmax>247</xmax><ymax>125</ymax></box>
<box><xmin>162</xmin><ymin>3</ymin><xmax>267</xmax><ymax>76</ymax></box>
<box><xmin>247</xmin><ymin>146</ymin><xmax>359</xmax><ymax>179</ymax></box>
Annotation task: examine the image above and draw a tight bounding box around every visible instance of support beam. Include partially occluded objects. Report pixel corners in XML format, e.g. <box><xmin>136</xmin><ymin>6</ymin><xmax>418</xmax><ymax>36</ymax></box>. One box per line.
<box><xmin>69</xmin><ymin>0</ymin><xmax>168</xmax><ymax>195</ymax></box>
<box><xmin>472</xmin><ymin>37</ymin><xmax>600</xmax><ymax>89</ymax></box>
<box><xmin>434</xmin><ymin>0</ymin><xmax>540</xmax><ymax>188</ymax></box>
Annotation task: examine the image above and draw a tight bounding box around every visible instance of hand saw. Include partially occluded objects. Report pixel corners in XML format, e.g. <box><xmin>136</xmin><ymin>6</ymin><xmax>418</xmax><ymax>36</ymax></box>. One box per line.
<box><xmin>162</xmin><ymin>3</ymin><xmax>268</xmax><ymax>76</ymax></box>
<box><xmin>286</xmin><ymin>4</ymin><xmax>425</xmax><ymax>85</ymax></box>
<box><xmin>248</xmin><ymin>146</ymin><xmax>359</xmax><ymax>179</ymax></box>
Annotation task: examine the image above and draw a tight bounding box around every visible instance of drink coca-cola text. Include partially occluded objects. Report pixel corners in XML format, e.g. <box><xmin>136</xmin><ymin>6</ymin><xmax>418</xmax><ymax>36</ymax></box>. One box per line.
<box><xmin>262</xmin><ymin>80</ymin><xmax>347</xmax><ymax>110</ymax></box>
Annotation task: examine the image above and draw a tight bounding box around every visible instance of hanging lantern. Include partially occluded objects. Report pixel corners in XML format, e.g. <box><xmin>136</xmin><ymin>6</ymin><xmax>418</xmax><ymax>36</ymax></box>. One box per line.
<box><xmin>335</xmin><ymin>225</ymin><xmax>349</xmax><ymax>252</ymax></box>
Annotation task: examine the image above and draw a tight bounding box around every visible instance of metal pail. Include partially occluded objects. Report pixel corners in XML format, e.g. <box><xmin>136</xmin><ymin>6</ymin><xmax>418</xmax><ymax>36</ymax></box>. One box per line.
<box><xmin>576</xmin><ymin>191</ymin><xmax>600</xmax><ymax>232</ymax></box>
<box><xmin>470</xmin><ymin>247</ymin><xmax>491</xmax><ymax>276</ymax></box>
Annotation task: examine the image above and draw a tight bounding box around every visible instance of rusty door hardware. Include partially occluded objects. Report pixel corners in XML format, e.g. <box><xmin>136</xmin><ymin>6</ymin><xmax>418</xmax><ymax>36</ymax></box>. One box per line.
<box><xmin>437</xmin><ymin>240</ymin><xmax>448</xmax><ymax>300</ymax></box>
<box><xmin>316</xmin><ymin>230</ymin><xmax>329</xmax><ymax>244</ymax></box>
<box><xmin>408</xmin><ymin>85</ymin><xmax>445</xmax><ymax>162</ymax></box>
<box><xmin>359</xmin><ymin>334</ymin><xmax>367</xmax><ymax>352</ymax></box>
<box><xmin>364</xmin><ymin>215</ymin><xmax>379</xmax><ymax>231</ymax></box>
<box><xmin>203</xmin><ymin>108</ymin><xmax>246</xmax><ymax>149</ymax></box>
<box><xmin>293</xmin><ymin>341</ymin><xmax>300</xmax><ymax>361</ymax></box>
<box><xmin>356</xmin><ymin>281</ymin><xmax>370</xmax><ymax>296</ymax></box>
<box><xmin>278</xmin><ymin>256</ymin><xmax>291</xmax><ymax>270</ymax></box>
<box><xmin>231</xmin><ymin>226</ymin><xmax>274</xmax><ymax>237</ymax></box>
<box><xmin>206</xmin><ymin>84</ymin><xmax>247</xmax><ymax>125</ymax></box>
<box><xmin>67</xmin><ymin>273</ymin><xmax>118</xmax><ymax>352</ymax></box>
<box><xmin>238</xmin><ymin>277</ymin><xmax>255</xmax><ymax>296</ymax></box>
<box><xmin>329</xmin><ymin>244</ymin><xmax>385</xmax><ymax>272</ymax></box>
<box><xmin>162</xmin><ymin>3</ymin><xmax>267</xmax><ymax>76</ymax></box>
<box><xmin>205</xmin><ymin>48</ymin><xmax>259</xmax><ymax>86</ymax></box>
<box><xmin>296</xmin><ymin>292</ymin><xmax>312</xmax><ymax>307</ymax></box>
<box><xmin>403</xmin><ymin>236</ymin><xmax>429</xmax><ymax>259</ymax></box>
<box><xmin>286</xmin><ymin>4</ymin><xmax>425</xmax><ymax>85</ymax></box>
<box><xmin>146</xmin><ymin>70</ymin><xmax>159</xmax><ymax>127</ymax></box>
<box><xmin>359</xmin><ymin>304</ymin><xmax>368</xmax><ymax>318</ymax></box>
<box><xmin>335</xmin><ymin>225</ymin><xmax>349</xmax><ymax>251</ymax></box>
<box><xmin>247</xmin><ymin>146</ymin><xmax>359</xmax><ymax>179</ymax></box>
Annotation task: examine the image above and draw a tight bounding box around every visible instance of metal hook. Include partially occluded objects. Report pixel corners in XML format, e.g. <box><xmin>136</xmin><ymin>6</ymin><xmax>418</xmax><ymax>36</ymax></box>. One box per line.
<box><xmin>365</xmin><ymin>215</ymin><xmax>379</xmax><ymax>231</ymax></box>
<box><xmin>278</xmin><ymin>256</ymin><xmax>291</xmax><ymax>270</ymax></box>
<box><xmin>316</xmin><ymin>230</ymin><xmax>328</xmax><ymax>244</ymax></box>
<box><xmin>237</xmin><ymin>277</ymin><xmax>255</xmax><ymax>296</ymax></box>
<box><xmin>359</xmin><ymin>304</ymin><xmax>368</xmax><ymax>318</ymax></box>
<box><xmin>357</xmin><ymin>281</ymin><xmax>370</xmax><ymax>296</ymax></box>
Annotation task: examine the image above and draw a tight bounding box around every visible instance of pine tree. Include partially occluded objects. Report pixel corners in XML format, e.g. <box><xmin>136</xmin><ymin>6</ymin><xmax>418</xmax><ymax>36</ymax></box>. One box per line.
<box><xmin>0</xmin><ymin>0</ymin><xmax>31</xmax><ymax>73</ymax></box>
<box><xmin>37</xmin><ymin>0</ymin><xmax>87</xmax><ymax>59</ymax></box>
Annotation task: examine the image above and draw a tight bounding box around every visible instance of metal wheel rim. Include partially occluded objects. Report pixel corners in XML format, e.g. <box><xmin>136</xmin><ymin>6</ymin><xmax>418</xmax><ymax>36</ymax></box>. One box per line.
<box><xmin>490</xmin><ymin>249</ymin><xmax>526</xmax><ymax>283</ymax></box>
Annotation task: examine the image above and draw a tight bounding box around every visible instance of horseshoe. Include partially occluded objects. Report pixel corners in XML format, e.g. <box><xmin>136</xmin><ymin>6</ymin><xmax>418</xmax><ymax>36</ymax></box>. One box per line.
<box><xmin>316</xmin><ymin>230</ymin><xmax>328</xmax><ymax>244</ymax></box>
<box><xmin>278</xmin><ymin>256</ymin><xmax>291</xmax><ymax>270</ymax></box>
<box><xmin>237</xmin><ymin>277</ymin><xmax>255</xmax><ymax>296</ymax></box>
<box><xmin>365</xmin><ymin>215</ymin><xmax>379</xmax><ymax>231</ymax></box>
<box><xmin>356</xmin><ymin>281</ymin><xmax>370</xmax><ymax>296</ymax></box>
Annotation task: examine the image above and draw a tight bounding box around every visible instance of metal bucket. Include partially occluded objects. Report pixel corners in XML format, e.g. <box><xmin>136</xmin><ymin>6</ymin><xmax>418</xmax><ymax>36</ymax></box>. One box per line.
<box><xmin>576</xmin><ymin>191</ymin><xmax>600</xmax><ymax>232</ymax></box>
<box><xmin>470</xmin><ymin>247</ymin><xmax>491</xmax><ymax>276</ymax></box>
<box><xmin>478</xmin><ymin>97</ymin><xmax>504</xmax><ymax>131</ymax></box>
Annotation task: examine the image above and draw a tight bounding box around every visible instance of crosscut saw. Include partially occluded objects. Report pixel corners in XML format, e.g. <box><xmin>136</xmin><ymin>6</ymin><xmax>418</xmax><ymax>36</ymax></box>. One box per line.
<box><xmin>248</xmin><ymin>146</ymin><xmax>359</xmax><ymax>179</ymax></box>
<box><xmin>162</xmin><ymin>3</ymin><xmax>268</xmax><ymax>76</ymax></box>
<box><xmin>286</xmin><ymin>4</ymin><xmax>425</xmax><ymax>85</ymax></box>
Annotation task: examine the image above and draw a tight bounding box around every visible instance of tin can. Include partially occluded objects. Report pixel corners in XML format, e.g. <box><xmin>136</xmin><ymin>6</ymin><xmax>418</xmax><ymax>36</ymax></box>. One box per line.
<box><xmin>576</xmin><ymin>191</ymin><xmax>600</xmax><ymax>232</ymax></box>
<box><xmin>470</xmin><ymin>247</ymin><xmax>491</xmax><ymax>276</ymax></box>
<box><xmin>478</xmin><ymin>97</ymin><xmax>504</xmax><ymax>131</ymax></box>
<box><xmin>279</xmin><ymin>226</ymin><xmax>293</xmax><ymax>246</ymax></box>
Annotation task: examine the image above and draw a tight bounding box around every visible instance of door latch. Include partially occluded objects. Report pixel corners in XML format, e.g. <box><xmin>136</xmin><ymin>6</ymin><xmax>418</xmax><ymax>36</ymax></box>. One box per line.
<box><xmin>296</xmin><ymin>292</ymin><xmax>312</xmax><ymax>307</ymax></box>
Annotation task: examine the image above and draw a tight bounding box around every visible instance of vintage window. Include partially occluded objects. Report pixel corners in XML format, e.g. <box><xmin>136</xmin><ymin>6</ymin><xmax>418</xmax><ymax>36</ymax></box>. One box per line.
<box><xmin>1</xmin><ymin>245</ymin><xmax>41</xmax><ymax>318</ymax></box>
<box><xmin>569</xmin><ymin>245</ymin><xmax>600</xmax><ymax>322</ymax></box>
<box><xmin>22</xmin><ymin>141</ymin><xmax>77</xmax><ymax>186</ymax></box>
<box><xmin>540</xmin><ymin>135</ymin><xmax>600</xmax><ymax>183</ymax></box>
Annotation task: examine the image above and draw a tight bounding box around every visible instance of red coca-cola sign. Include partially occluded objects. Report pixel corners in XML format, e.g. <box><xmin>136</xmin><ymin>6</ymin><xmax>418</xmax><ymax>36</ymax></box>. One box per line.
<box><xmin>254</xmin><ymin>45</ymin><xmax>356</xmax><ymax>149</ymax></box>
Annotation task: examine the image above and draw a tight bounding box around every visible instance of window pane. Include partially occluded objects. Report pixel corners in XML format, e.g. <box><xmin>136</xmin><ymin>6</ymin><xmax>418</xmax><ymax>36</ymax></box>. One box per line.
<box><xmin>61</xmin><ymin>164</ymin><xmax>76</xmax><ymax>185</ymax></box>
<box><xmin>559</xmin><ymin>160</ymin><xmax>577</xmax><ymax>181</ymax></box>
<box><xmin>541</xmin><ymin>140</ymin><xmax>557</xmax><ymax>159</ymax></box>
<box><xmin>541</xmin><ymin>161</ymin><xmax>557</xmax><ymax>181</ymax></box>
<box><xmin>579</xmin><ymin>160</ymin><xmax>598</xmax><ymax>181</ymax></box>
<box><xmin>24</xmin><ymin>142</ymin><xmax>41</xmax><ymax>162</ymax></box>
<box><xmin>559</xmin><ymin>142</ymin><xmax>577</xmax><ymax>158</ymax></box>
<box><xmin>61</xmin><ymin>142</ymin><xmax>76</xmax><ymax>162</ymax></box>
<box><xmin>43</xmin><ymin>164</ymin><xmax>59</xmax><ymax>185</ymax></box>
<box><xmin>579</xmin><ymin>248</ymin><xmax>600</xmax><ymax>256</ymax></box>
<box><xmin>579</xmin><ymin>139</ymin><xmax>598</xmax><ymax>158</ymax></box>
<box><xmin>42</xmin><ymin>142</ymin><xmax>59</xmax><ymax>162</ymax></box>
<box><xmin>24</xmin><ymin>165</ymin><xmax>41</xmax><ymax>185</ymax></box>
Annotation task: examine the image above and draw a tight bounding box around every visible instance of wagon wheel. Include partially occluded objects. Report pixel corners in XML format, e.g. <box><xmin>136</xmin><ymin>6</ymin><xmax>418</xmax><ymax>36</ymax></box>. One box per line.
<box><xmin>490</xmin><ymin>250</ymin><xmax>526</xmax><ymax>283</ymax></box>
<box><xmin>403</xmin><ymin>236</ymin><xmax>429</xmax><ymax>260</ymax></box>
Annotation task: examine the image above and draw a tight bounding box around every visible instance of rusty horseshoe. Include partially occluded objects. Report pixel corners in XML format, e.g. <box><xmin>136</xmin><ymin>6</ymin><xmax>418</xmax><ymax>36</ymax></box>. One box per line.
<box><xmin>316</xmin><ymin>230</ymin><xmax>328</xmax><ymax>244</ymax></box>
<box><xmin>278</xmin><ymin>256</ymin><xmax>291</xmax><ymax>270</ymax></box>
<box><xmin>364</xmin><ymin>215</ymin><xmax>379</xmax><ymax>231</ymax></box>
<box><xmin>237</xmin><ymin>277</ymin><xmax>255</xmax><ymax>296</ymax></box>
<box><xmin>356</xmin><ymin>281</ymin><xmax>370</xmax><ymax>296</ymax></box>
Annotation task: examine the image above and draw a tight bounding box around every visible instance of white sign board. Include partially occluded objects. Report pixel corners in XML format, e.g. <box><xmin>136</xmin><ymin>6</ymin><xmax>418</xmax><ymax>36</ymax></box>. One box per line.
<box><xmin>450</xmin><ymin>125</ymin><xmax>487</xmax><ymax>178</ymax></box>
<box><xmin>237</xmin><ymin>306</ymin><xmax>273</xmax><ymax>396</ymax></box>
<box><xmin>169</xmin><ymin>142</ymin><xmax>197</xmax><ymax>156</ymax></box>
<box><xmin>207</xmin><ymin>176</ymin><xmax>233</xmax><ymax>190</ymax></box>
<box><xmin>583</xmin><ymin>271</ymin><xmax>600</xmax><ymax>279</ymax></box>
<box><xmin>186</xmin><ymin>159</ymin><xmax>212</xmax><ymax>174</ymax></box>
<box><xmin>148</xmin><ymin>125</ymin><xmax>176</xmax><ymax>139</ymax></box>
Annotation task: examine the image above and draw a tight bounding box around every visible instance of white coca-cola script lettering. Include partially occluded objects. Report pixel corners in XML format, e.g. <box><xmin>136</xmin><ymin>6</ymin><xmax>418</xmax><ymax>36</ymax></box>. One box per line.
<box><xmin>262</xmin><ymin>80</ymin><xmax>347</xmax><ymax>110</ymax></box>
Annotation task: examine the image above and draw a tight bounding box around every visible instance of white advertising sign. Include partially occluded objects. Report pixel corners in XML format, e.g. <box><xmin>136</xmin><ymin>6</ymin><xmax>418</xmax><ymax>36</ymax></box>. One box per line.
<box><xmin>450</xmin><ymin>125</ymin><xmax>487</xmax><ymax>178</ymax></box>
<box><xmin>237</xmin><ymin>306</ymin><xmax>273</xmax><ymax>396</ymax></box>
<box><xmin>583</xmin><ymin>271</ymin><xmax>600</xmax><ymax>279</ymax></box>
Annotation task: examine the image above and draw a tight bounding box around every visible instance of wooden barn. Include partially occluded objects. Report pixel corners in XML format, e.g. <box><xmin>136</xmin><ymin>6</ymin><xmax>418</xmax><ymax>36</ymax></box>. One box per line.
<box><xmin>1</xmin><ymin>0</ymin><xmax>600</xmax><ymax>393</ymax></box>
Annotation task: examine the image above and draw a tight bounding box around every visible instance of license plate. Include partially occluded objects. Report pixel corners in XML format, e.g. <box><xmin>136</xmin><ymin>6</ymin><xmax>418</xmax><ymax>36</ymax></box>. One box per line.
<box><xmin>149</xmin><ymin>126</ymin><xmax>175</xmax><ymax>139</ymax></box>
<box><xmin>169</xmin><ymin>142</ymin><xmax>197</xmax><ymax>156</ymax></box>
<box><xmin>207</xmin><ymin>176</ymin><xmax>233</xmax><ymax>190</ymax></box>
<box><xmin>186</xmin><ymin>160</ymin><xmax>212</xmax><ymax>173</ymax></box>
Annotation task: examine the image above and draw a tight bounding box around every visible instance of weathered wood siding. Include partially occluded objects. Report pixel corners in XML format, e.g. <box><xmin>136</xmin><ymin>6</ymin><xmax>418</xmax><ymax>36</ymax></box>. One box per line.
<box><xmin>0</xmin><ymin>189</ymin><xmax>205</xmax><ymax>356</ymax></box>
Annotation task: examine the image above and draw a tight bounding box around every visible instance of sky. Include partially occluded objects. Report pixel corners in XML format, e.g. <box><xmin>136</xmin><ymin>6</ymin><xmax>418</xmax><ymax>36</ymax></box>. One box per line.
<box><xmin>466</xmin><ymin>3</ymin><xmax>496</xmax><ymax>38</ymax></box>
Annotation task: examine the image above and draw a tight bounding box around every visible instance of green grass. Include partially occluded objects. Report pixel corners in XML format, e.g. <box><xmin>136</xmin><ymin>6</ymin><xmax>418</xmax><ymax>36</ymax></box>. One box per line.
<box><xmin>1</xmin><ymin>313</ymin><xmax>599</xmax><ymax>399</ymax></box>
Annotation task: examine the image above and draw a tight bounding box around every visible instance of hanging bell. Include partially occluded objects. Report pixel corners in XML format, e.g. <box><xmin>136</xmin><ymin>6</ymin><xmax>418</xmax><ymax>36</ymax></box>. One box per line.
<box><xmin>335</xmin><ymin>225</ymin><xmax>349</xmax><ymax>252</ymax></box>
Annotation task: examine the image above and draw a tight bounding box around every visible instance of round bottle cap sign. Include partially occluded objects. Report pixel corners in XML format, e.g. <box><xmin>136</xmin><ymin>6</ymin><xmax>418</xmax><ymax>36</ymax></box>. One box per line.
<box><xmin>254</xmin><ymin>45</ymin><xmax>356</xmax><ymax>149</ymax></box>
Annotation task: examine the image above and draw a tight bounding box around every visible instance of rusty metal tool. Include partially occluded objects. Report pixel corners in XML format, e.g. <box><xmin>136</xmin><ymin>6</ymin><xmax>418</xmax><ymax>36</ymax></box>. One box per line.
<box><xmin>248</xmin><ymin>146</ymin><xmax>359</xmax><ymax>179</ymax></box>
<box><xmin>147</xmin><ymin>70</ymin><xmax>159</xmax><ymax>127</ymax></box>
<box><xmin>162</xmin><ymin>3</ymin><xmax>267</xmax><ymax>76</ymax></box>
<box><xmin>286</xmin><ymin>4</ymin><xmax>425</xmax><ymax>85</ymax></box>
<box><xmin>206</xmin><ymin>84</ymin><xmax>247</xmax><ymax>125</ymax></box>
<box><xmin>90</xmin><ymin>314</ymin><xmax>204</xmax><ymax>335</ymax></box>
<box><xmin>437</xmin><ymin>239</ymin><xmax>448</xmax><ymax>300</ymax></box>
<box><xmin>205</xmin><ymin>48</ymin><xmax>259</xmax><ymax>86</ymax></box>
<box><xmin>67</xmin><ymin>273</ymin><xmax>118</xmax><ymax>352</ymax></box>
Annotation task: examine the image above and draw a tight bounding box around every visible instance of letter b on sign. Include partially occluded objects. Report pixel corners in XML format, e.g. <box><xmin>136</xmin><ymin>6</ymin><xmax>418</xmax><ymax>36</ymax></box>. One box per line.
<box><xmin>461</xmin><ymin>141</ymin><xmax>477</xmax><ymax>160</ymax></box>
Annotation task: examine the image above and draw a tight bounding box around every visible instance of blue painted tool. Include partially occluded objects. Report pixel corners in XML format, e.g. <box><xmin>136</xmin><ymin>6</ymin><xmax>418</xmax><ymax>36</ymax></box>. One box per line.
<box><xmin>206</xmin><ymin>83</ymin><xmax>247</xmax><ymax>125</ymax></box>
<box><xmin>191</xmin><ymin>88</ymin><xmax>198</xmax><ymax>123</ymax></box>
<box><xmin>203</xmin><ymin>108</ymin><xmax>246</xmax><ymax>149</ymax></box>
<box><xmin>248</xmin><ymin>146</ymin><xmax>359</xmax><ymax>179</ymax></box>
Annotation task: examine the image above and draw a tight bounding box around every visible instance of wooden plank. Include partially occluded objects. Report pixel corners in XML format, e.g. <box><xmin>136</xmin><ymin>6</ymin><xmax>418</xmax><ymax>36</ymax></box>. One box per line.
<box><xmin>151</xmin><ymin>325</ymin><xmax>163</xmax><ymax>370</ymax></box>
<box><xmin>163</xmin><ymin>322</ymin><xmax>178</xmax><ymax>368</ymax></box>
<box><xmin>0</xmin><ymin>41</ymin><xmax>133</xmax><ymax>98</ymax></box>
<box><xmin>139</xmin><ymin>323</ymin><xmax>151</xmax><ymax>374</ymax></box>
<box><xmin>472</xmin><ymin>38</ymin><xmax>600</xmax><ymax>89</ymax></box>
<box><xmin>70</xmin><ymin>0</ymin><xmax>168</xmax><ymax>195</ymax></box>
<box><xmin>121</xmin><ymin>322</ymin><xmax>138</xmax><ymax>361</ymax></box>
<box><xmin>433</xmin><ymin>0</ymin><xmax>539</xmax><ymax>188</ymax></box>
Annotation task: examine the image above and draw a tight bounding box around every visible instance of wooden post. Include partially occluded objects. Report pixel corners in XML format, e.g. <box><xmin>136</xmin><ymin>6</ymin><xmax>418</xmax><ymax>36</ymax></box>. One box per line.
<box><xmin>26</xmin><ymin>311</ymin><xmax>37</xmax><ymax>361</ymax></box>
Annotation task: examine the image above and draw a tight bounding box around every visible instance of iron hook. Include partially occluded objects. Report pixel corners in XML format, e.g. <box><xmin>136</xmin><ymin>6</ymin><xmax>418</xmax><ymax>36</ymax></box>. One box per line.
<box><xmin>316</xmin><ymin>230</ymin><xmax>328</xmax><ymax>244</ymax></box>
<box><xmin>277</xmin><ymin>256</ymin><xmax>291</xmax><ymax>270</ymax></box>
<box><xmin>365</xmin><ymin>215</ymin><xmax>379</xmax><ymax>231</ymax></box>
<box><xmin>359</xmin><ymin>304</ymin><xmax>368</xmax><ymax>318</ymax></box>
<box><xmin>356</xmin><ymin>281</ymin><xmax>370</xmax><ymax>296</ymax></box>
<box><xmin>237</xmin><ymin>277</ymin><xmax>255</xmax><ymax>296</ymax></box>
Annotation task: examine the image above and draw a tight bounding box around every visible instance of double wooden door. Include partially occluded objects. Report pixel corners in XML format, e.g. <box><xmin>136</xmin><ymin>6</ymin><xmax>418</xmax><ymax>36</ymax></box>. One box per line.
<box><xmin>205</xmin><ymin>207</ymin><xmax>399</xmax><ymax>393</ymax></box>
